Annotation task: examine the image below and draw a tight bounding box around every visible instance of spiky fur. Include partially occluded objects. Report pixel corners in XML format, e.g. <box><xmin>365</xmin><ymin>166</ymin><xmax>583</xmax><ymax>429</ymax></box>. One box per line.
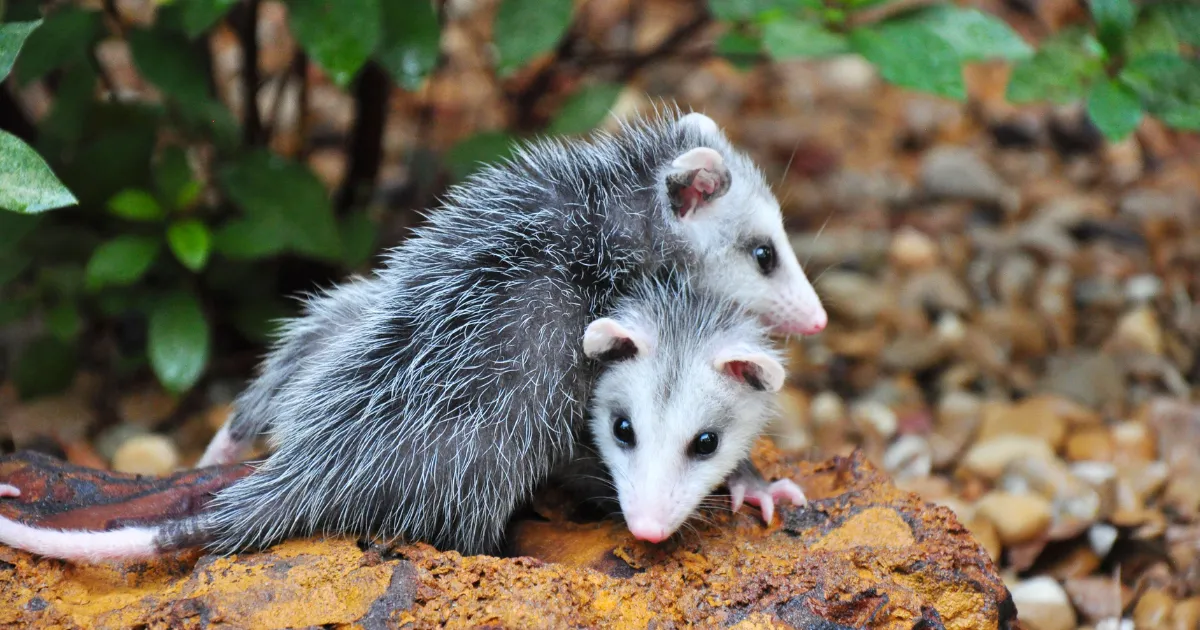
<box><xmin>183</xmin><ymin>106</ymin><xmax>758</xmax><ymax>555</ymax></box>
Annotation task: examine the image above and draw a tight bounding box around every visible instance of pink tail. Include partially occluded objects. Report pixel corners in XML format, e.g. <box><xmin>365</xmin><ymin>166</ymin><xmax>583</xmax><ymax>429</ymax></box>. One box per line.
<box><xmin>0</xmin><ymin>515</ymin><xmax>160</xmax><ymax>563</ymax></box>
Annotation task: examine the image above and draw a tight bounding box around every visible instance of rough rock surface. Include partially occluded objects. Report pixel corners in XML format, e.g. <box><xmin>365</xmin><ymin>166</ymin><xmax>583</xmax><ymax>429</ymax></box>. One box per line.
<box><xmin>0</xmin><ymin>445</ymin><xmax>1018</xmax><ymax>629</ymax></box>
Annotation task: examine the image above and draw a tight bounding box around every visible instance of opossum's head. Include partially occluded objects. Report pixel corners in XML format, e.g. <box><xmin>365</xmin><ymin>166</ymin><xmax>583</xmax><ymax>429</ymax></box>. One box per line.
<box><xmin>583</xmin><ymin>310</ymin><xmax>785</xmax><ymax>544</ymax></box>
<box><xmin>661</xmin><ymin>113</ymin><xmax>827</xmax><ymax>336</ymax></box>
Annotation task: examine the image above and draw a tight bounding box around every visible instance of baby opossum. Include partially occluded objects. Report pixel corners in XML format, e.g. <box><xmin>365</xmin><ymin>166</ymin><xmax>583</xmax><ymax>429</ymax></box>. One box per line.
<box><xmin>197</xmin><ymin>107</ymin><xmax>826</xmax><ymax>469</ymax></box>
<box><xmin>0</xmin><ymin>108</ymin><xmax>821</xmax><ymax>561</ymax></box>
<box><xmin>0</xmin><ymin>273</ymin><xmax>802</xmax><ymax>560</ymax></box>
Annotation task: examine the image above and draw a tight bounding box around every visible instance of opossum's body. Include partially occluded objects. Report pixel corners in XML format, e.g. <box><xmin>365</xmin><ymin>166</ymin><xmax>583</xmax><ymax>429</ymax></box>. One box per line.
<box><xmin>0</xmin><ymin>273</ymin><xmax>802</xmax><ymax>561</ymax></box>
<box><xmin>0</xmin><ymin>108</ymin><xmax>821</xmax><ymax>561</ymax></box>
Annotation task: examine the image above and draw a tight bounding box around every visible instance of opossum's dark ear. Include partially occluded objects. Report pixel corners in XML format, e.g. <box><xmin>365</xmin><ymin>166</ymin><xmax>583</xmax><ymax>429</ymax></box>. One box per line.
<box><xmin>666</xmin><ymin>147</ymin><xmax>731</xmax><ymax>219</ymax></box>
<box><xmin>584</xmin><ymin>318</ymin><xmax>651</xmax><ymax>362</ymax></box>
<box><xmin>714</xmin><ymin>350</ymin><xmax>785</xmax><ymax>392</ymax></box>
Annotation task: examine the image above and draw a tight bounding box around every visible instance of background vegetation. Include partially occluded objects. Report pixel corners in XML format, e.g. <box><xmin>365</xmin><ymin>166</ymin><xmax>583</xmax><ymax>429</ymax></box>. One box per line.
<box><xmin>0</xmin><ymin>0</ymin><xmax>1197</xmax><ymax>402</ymax></box>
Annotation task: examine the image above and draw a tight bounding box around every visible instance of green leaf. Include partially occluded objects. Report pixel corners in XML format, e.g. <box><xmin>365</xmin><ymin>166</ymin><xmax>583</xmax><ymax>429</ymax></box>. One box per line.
<box><xmin>37</xmin><ymin>62</ymin><xmax>95</xmax><ymax>147</ymax></box>
<box><xmin>1127</xmin><ymin>7</ymin><xmax>1180</xmax><ymax>58</ymax></box>
<box><xmin>339</xmin><ymin>211</ymin><xmax>378</xmax><ymax>268</ymax></box>
<box><xmin>212</xmin><ymin>215</ymin><xmax>289</xmax><ymax>260</ymax></box>
<box><xmin>0</xmin><ymin>19</ymin><xmax>40</xmax><ymax>81</ymax></box>
<box><xmin>849</xmin><ymin>22</ymin><xmax>965</xmax><ymax>101</ymax></box>
<box><xmin>288</xmin><ymin>0</ymin><xmax>382</xmax><ymax>88</ymax></box>
<box><xmin>0</xmin><ymin>129</ymin><xmax>78</xmax><ymax>213</ymax></box>
<box><xmin>1156</xmin><ymin>2</ymin><xmax>1200</xmax><ymax>46</ymax></box>
<box><xmin>148</xmin><ymin>291</ymin><xmax>210</xmax><ymax>393</ymax></box>
<box><xmin>1086</xmin><ymin>79</ymin><xmax>1143</xmax><ymax>142</ymax></box>
<box><xmin>167</xmin><ymin>219</ymin><xmax>212</xmax><ymax>272</ymax></box>
<box><xmin>1089</xmin><ymin>0</ymin><xmax>1135</xmax><ymax>54</ymax></box>
<box><xmin>127</xmin><ymin>28</ymin><xmax>212</xmax><ymax>103</ymax></box>
<box><xmin>445</xmin><ymin>132</ymin><xmax>516</xmax><ymax>180</ymax></box>
<box><xmin>55</xmin><ymin>104</ymin><xmax>161</xmax><ymax>207</ymax></box>
<box><xmin>763</xmin><ymin>18</ymin><xmax>849</xmax><ymax>60</ymax></box>
<box><xmin>12</xmin><ymin>6</ymin><xmax>100</xmax><ymax>85</ymax></box>
<box><xmin>108</xmin><ymin>189</ymin><xmax>165</xmax><ymax>222</ymax></box>
<box><xmin>45</xmin><ymin>302</ymin><xmax>82</xmax><ymax>342</ymax></box>
<box><xmin>1006</xmin><ymin>28</ymin><xmax>1105</xmax><ymax>104</ymax></box>
<box><xmin>377</xmin><ymin>0</ymin><xmax>440</xmax><ymax>91</ymax></box>
<box><xmin>1120</xmin><ymin>53</ymin><xmax>1200</xmax><ymax>131</ymax></box>
<box><xmin>154</xmin><ymin>146</ymin><xmax>200</xmax><ymax>209</ymax></box>
<box><xmin>908</xmin><ymin>6</ymin><xmax>1033</xmax><ymax>62</ymax></box>
<box><xmin>715</xmin><ymin>31</ymin><xmax>762</xmax><ymax>70</ymax></box>
<box><xmin>493</xmin><ymin>0</ymin><xmax>573</xmax><ymax>76</ymax></box>
<box><xmin>85</xmin><ymin>235</ymin><xmax>160</xmax><ymax>290</ymax></box>
<box><xmin>707</xmin><ymin>0</ymin><xmax>776</xmax><ymax>20</ymax></box>
<box><xmin>13</xmin><ymin>336</ymin><xmax>77</xmax><ymax>400</ymax></box>
<box><xmin>547</xmin><ymin>82</ymin><xmax>623</xmax><ymax>135</ymax></box>
<box><xmin>219</xmin><ymin>151</ymin><xmax>342</xmax><ymax>261</ymax></box>
<box><xmin>182</xmin><ymin>0</ymin><xmax>238</xmax><ymax>38</ymax></box>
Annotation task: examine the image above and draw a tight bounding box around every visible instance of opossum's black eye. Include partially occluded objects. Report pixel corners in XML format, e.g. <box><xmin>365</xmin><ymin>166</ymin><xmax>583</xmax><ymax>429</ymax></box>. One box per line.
<box><xmin>689</xmin><ymin>432</ymin><xmax>719</xmax><ymax>457</ymax></box>
<box><xmin>752</xmin><ymin>244</ymin><xmax>776</xmax><ymax>275</ymax></box>
<box><xmin>613</xmin><ymin>417</ymin><xmax>636</xmax><ymax>448</ymax></box>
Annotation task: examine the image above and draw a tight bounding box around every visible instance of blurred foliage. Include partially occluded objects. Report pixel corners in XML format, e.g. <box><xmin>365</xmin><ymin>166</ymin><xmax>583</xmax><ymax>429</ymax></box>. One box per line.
<box><xmin>0</xmin><ymin>0</ymin><xmax>1197</xmax><ymax>398</ymax></box>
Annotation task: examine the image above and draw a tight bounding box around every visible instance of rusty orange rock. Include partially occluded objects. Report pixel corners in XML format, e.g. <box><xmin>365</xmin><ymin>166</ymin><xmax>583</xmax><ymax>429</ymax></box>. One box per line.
<box><xmin>0</xmin><ymin>446</ymin><xmax>1019</xmax><ymax>629</ymax></box>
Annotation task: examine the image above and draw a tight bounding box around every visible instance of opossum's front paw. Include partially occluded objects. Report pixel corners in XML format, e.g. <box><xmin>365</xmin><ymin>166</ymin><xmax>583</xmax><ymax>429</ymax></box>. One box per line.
<box><xmin>727</xmin><ymin>459</ymin><xmax>808</xmax><ymax>525</ymax></box>
<box><xmin>730</xmin><ymin>478</ymin><xmax>807</xmax><ymax>525</ymax></box>
<box><xmin>0</xmin><ymin>484</ymin><xmax>20</xmax><ymax>498</ymax></box>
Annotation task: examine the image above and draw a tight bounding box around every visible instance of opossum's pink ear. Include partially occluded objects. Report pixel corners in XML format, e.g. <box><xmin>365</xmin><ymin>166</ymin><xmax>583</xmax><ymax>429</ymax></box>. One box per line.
<box><xmin>666</xmin><ymin>147</ymin><xmax>731</xmax><ymax>219</ymax></box>
<box><xmin>714</xmin><ymin>350</ymin><xmax>785</xmax><ymax>393</ymax></box>
<box><xmin>584</xmin><ymin>318</ymin><xmax>651</xmax><ymax>362</ymax></box>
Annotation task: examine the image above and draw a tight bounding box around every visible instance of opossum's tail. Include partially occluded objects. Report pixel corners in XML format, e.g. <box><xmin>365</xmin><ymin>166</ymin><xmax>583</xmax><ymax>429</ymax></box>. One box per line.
<box><xmin>0</xmin><ymin>493</ymin><xmax>214</xmax><ymax>563</ymax></box>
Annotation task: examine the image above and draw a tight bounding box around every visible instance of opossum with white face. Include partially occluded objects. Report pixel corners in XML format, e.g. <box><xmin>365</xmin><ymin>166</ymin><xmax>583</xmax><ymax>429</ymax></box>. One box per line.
<box><xmin>0</xmin><ymin>274</ymin><xmax>798</xmax><ymax>561</ymax></box>
<box><xmin>0</xmin><ymin>107</ymin><xmax>822</xmax><ymax>561</ymax></box>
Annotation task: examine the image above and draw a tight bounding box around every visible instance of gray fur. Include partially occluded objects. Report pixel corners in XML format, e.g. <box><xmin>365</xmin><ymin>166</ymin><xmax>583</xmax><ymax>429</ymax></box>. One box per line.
<box><xmin>169</xmin><ymin>105</ymin><xmax>781</xmax><ymax>556</ymax></box>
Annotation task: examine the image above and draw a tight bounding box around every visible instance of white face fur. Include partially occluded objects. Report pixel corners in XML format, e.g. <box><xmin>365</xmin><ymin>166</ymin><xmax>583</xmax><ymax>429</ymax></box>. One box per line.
<box><xmin>665</xmin><ymin>113</ymin><xmax>828</xmax><ymax>336</ymax></box>
<box><xmin>583</xmin><ymin>315</ymin><xmax>785</xmax><ymax>543</ymax></box>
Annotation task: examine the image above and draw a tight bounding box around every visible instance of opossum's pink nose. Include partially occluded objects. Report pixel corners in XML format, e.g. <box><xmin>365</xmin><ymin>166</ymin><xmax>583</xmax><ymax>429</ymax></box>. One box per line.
<box><xmin>627</xmin><ymin>517</ymin><xmax>670</xmax><ymax>543</ymax></box>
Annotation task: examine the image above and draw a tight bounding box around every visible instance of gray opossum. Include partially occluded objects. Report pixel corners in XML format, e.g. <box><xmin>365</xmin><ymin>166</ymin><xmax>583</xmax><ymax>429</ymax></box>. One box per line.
<box><xmin>0</xmin><ymin>272</ymin><xmax>803</xmax><ymax>560</ymax></box>
<box><xmin>0</xmin><ymin>108</ymin><xmax>820</xmax><ymax>561</ymax></box>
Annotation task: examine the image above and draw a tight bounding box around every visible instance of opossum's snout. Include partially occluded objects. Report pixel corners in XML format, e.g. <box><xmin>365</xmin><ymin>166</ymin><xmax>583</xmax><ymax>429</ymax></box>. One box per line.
<box><xmin>626</xmin><ymin>514</ymin><xmax>672</xmax><ymax>543</ymax></box>
<box><xmin>620</xmin><ymin>494</ymin><xmax>680</xmax><ymax>544</ymax></box>
<box><xmin>762</xmin><ymin>305</ymin><xmax>827</xmax><ymax>336</ymax></box>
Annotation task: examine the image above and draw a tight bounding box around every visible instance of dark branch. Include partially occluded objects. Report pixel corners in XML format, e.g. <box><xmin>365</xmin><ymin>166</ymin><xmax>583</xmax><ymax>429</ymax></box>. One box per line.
<box><xmin>334</xmin><ymin>62</ymin><xmax>391</xmax><ymax>215</ymax></box>
<box><xmin>232</xmin><ymin>0</ymin><xmax>264</xmax><ymax>146</ymax></box>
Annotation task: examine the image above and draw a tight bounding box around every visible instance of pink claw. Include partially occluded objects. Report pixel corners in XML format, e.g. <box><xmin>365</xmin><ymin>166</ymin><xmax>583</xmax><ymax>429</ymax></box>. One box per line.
<box><xmin>731</xmin><ymin>484</ymin><xmax>746</xmax><ymax>513</ymax></box>
<box><xmin>736</xmin><ymin>479</ymin><xmax>808</xmax><ymax>525</ymax></box>
<box><xmin>0</xmin><ymin>484</ymin><xmax>20</xmax><ymax>498</ymax></box>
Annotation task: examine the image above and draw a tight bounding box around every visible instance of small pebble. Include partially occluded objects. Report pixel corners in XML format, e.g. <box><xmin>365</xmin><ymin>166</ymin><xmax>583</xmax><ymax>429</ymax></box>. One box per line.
<box><xmin>976</xmin><ymin>491</ymin><xmax>1054</xmax><ymax>545</ymax></box>
<box><xmin>1009</xmin><ymin>576</ymin><xmax>1076</xmax><ymax>630</ymax></box>
<box><xmin>889</xmin><ymin>227</ymin><xmax>939</xmax><ymax>270</ymax></box>
<box><xmin>1134</xmin><ymin>588</ymin><xmax>1176</xmax><ymax>629</ymax></box>
<box><xmin>962</xmin><ymin>435</ymin><xmax>1056</xmax><ymax>480</ymax></box>
<box><xmin>111</xmin><ymin>434</ymin><xmax>181</xmax><ymax>476</ymax></box>
<box><xmin>882</xmin><ymin>434</ymin><xmax>932</xmax><ymax>480</ymax></box>
<box><xmin>1088</xmin><ymin>523</ymin><xmax>1118</xmax><ymax>559</ymax></box>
